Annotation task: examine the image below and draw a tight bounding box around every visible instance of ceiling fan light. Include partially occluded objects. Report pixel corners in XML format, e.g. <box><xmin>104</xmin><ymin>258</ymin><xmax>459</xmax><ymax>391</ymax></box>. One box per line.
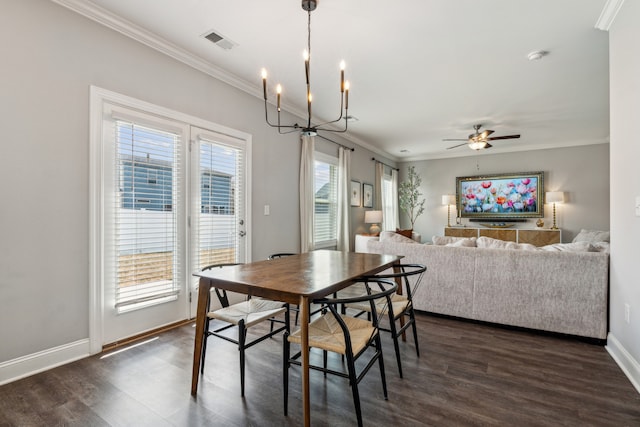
<box><xmin>469</xmin><ymin>141</ymin><xmax>487</xmax><ymax>150</ymax></box>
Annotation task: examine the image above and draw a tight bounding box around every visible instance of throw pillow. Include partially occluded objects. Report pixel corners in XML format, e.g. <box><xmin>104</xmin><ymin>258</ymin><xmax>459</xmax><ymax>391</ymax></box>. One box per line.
<box><xmin>540</xmin><ymin>241</ymin><xmax>596</xmax><ymax>252</ymax></box>
<box><xmin>379</xmin><ymin>231</ymin><xmax>417</xmax><ymax>244</ymax></box>
<box><xmin>476</xmin><ymin>236</ymin><xmax>512</xmax><ymax>249</ymax></box>
<box><xmin>572</xmin><ymin>229</ymin><xmax>610</xmax><ymax>243</ymax></box>
<box><xmin>432</xmin><ymin>235</ymin><xmax>476</xmax><ymax>246</ymax></box>
<box><xmin>445</xmin><ymin>238</ymin><xmax>477</xmax><ymax>248</ymax></box>
<box><xmin>396</xmin><ymin>228</ymin><xmax>413</xmax><ymax>238</ymax></box>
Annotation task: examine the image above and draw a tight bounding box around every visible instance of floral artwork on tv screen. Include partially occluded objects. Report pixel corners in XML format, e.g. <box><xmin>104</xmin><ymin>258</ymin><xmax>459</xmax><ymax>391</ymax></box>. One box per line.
<box><xmin>456</xmin><ymin>172</ymin><xmax>544</xmax><ymax>219</ymax></box>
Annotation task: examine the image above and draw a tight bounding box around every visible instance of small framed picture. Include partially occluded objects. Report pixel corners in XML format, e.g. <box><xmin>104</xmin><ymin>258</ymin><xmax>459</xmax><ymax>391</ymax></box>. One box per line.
<box><xmin>363</xmin><ymin>183</ymin><xmax>374</xmax><ymax>208</ymax></box>
<box><xmin>350</xmin><ymin>180</ymin><xmax>361</xmax><ymax>207</ymax></box>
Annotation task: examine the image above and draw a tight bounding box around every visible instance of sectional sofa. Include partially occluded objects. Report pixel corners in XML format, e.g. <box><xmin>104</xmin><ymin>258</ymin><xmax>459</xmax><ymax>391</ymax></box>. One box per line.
<box><xmin>366</xmin><ymin>233</ymin><xmax>610</xmax><ymax>340</ymax></box>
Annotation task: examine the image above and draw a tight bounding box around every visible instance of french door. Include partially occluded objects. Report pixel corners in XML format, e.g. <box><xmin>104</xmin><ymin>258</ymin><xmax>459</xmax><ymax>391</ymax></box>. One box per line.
<box><xmin>189</xmin><ymin>127</ymin><xmax>249</xmax><ymax>315</ymax></box>
<box><xmin>91</xmin><ymin>87</ymin><xmax>250</xmax><ymax>348</ymax></box>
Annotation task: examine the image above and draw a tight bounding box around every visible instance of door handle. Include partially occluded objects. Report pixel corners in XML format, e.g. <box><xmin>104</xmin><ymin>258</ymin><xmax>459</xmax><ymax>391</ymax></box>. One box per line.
<box><xmin>239</xmin><ymin>230</ymin><xmax>246</xmax><ymax>237</ymax></box>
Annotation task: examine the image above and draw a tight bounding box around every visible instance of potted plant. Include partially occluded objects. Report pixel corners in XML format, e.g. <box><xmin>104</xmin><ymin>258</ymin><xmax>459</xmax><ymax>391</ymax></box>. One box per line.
<box><xmin>399</xmin><ymin>166</ymin><xmax>425</xmax><ymax>230</ymax></box>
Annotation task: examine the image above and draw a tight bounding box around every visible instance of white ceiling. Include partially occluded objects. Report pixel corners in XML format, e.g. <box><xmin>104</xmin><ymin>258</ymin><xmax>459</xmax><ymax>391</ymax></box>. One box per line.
<box><xmin>59</xmin><ymin>0</ymin><xmax>610</xmax><ymax>161</ymax></box>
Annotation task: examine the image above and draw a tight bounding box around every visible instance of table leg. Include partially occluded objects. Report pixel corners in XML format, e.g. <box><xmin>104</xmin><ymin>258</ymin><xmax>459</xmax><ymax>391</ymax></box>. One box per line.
<box><xmin>300</xmin><ymin>296</ymin><xmax>310</xmax><ymax>427</ymax></box>
<box><xmin>191</xmin><ymin>278</ymin><xmax>211</xmax><ymax>395</ymax></box>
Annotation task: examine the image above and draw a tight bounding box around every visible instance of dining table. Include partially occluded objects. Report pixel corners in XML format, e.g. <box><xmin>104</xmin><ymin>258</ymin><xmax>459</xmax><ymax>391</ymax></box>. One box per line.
<box><xmin>191</xmin><ymin>249</ymin><xmax>402</xmax><ymax>427</ymax></box>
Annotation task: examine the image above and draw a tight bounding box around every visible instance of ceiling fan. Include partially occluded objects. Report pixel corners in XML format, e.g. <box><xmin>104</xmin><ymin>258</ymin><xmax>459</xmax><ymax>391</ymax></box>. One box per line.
<box><xmin>444</xmin><ymin>124</ymin><xmax>521</xmax><ymax>150</ymax></box>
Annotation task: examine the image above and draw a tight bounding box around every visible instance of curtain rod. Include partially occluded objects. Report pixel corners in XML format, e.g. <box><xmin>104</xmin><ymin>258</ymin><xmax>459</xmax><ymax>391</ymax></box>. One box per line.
<box><xmin>317</xmin><ymin>134</ymin><xmax>355</xmax><ymax>151</ymax></box>
<box><xmin>371</xmin><ymin>157</ymin><xmax>399</xmax><ymax>171</ymax></box>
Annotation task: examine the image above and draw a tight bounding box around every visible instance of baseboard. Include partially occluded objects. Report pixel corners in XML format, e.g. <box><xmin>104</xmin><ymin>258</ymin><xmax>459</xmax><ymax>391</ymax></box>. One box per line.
<box><xmin>0</xmin><ymin>339</ymin><xmax>90</xmax><ymax>386</ymax></box>
<box><xmin>606</xmin><ymin>333</ymin><xmax>640</xmax><ymax>394</ymax></box>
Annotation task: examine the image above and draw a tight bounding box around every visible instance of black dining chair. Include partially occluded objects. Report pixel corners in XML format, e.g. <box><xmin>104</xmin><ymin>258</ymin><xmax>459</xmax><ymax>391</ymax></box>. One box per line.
<box><xmin>283</xmin><ymin>278</ymin><xmax>397</xmax><ymax>427</ymax></box>
<box><xmin>345</xmin><ymin>263</ymin><xmax>426</xmax><ymax>378</ymax></box>
<box><xmin>200</xmin><ymin>263</ymin><xmax>290</xmax><ymax>397</ymax></box>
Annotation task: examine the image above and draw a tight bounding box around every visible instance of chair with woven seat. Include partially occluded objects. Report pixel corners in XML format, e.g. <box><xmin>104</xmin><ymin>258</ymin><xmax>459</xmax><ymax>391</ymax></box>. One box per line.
<box><xmin>345</xmin><ymin>263</ymin><xmax>426</xmax><ymax>378</ymax></box>
<box><xmin>200</xmin><ymin>263</ymin><xmax>289</xmax><ymax>397</ymax></box>
<box><xmin>283</xmin><ymin>278</ymin><xmax>397</xmax><ymax>427</ymax></box>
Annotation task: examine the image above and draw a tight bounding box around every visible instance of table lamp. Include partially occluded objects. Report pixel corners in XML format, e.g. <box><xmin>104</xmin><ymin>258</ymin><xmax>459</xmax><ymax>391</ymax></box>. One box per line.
<box><xmin>442</xmin><ymin>195</ymin><xmax>456</xmax><ymax>227</ymax></box>
<box><xmin>545</xmin><ymin>191</ymin><xmax>565</xmax><ymax>230</ymax></box>
<box><xmin>364</xmin><ymin>210</ymin><xmax>383</xmax><ymax>235</ymax></box>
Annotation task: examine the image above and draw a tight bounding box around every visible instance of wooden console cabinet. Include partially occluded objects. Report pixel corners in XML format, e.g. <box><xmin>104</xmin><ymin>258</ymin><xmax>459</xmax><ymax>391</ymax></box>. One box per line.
<box><xmin>444</xmin><ymin>227</ymin><xmax>561</xmax><ymax>247</ymax></box>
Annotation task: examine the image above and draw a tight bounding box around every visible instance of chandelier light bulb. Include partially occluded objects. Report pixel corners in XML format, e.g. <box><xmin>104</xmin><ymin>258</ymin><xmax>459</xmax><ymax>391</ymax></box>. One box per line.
<box><xmin>303</xmin><ymin>49</ymin><xmax>309</xmax><ymax>61</ymax></box>
<box><xmin>276</xmin><ymin>84</ymin><xmax>282</xmax><ymax>94</ymax></box>
<box><xmin>340</xmin><ymin>60</ymin><xmax>345</xmax><ymax>70</ymax></box>
<box><xmin>261</xmin><ymin>68</ymin><xmax>267</xmax><ymax>79</ymax></box>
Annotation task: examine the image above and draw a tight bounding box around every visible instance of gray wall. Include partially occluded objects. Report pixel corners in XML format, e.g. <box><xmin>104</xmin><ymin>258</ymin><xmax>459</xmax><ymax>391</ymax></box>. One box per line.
<box><xmin>398</xmin><ymin>143</ymin><xmax>610</xmax><ymax>243</ymax></box>
<box><xmin>0</xmin><ymin>0</ymin><xmax>394</xmax><ymax>363</ymax></box>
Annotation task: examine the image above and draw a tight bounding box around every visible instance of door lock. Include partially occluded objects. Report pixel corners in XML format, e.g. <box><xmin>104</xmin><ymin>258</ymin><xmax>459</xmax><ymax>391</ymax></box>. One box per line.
<box><xmin>239</xmin><ymin>230</ymin><xmax>246</xmax><ymax>237</ymax></box>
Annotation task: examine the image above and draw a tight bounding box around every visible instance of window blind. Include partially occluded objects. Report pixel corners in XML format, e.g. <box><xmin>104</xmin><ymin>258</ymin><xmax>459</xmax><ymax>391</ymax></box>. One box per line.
<box><xmin>195</xmin><ymin>138</ymin><xmax>244</xmax><ymax>269</ymax></box>
<box><xmin>114</xmin><ymin>120</ymin><xmax>181</xmax><ymax>312</ymax></box>
<box><xmin>314</xmin><ymin>158</ymin><xmax>338</xmax><ymax>247</ymax></box>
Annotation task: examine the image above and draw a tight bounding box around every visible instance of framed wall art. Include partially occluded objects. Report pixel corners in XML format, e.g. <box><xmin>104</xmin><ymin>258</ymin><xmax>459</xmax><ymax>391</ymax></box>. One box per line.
<box><xmin>350</xmin><ymin>180</ymin><xmax>361</xmax><ymax>207</ymax></box>
<box><xmin>363</xmin><ymin>183</ymin><xmax>374</xmax><ymax>208</ymax></box>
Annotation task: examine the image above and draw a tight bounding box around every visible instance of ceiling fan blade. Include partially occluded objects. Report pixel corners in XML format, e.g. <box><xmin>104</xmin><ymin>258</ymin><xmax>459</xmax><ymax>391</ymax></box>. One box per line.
<box><xmin>486</xmin><ymin>134</ymin><xmax>521</xmax><ymax>141</ymax></box>
<box><xmin>484</xmin><ymin>142</ymin><xmax>493</xmax><ymax>149</ymax></box>
<box><xmin>446</xmin><ymin>142</ymin><xmax>469</xmax><ymax>149</ymax></box>
<box><xmin>442</xmin><ymin>138</ymin><xmax>468</xmax><ymax>141</ymax></box>
<box><xmin>479</xmin><ymin>129</ymin><xmax>494</xmax><ymax>139</ymax></box>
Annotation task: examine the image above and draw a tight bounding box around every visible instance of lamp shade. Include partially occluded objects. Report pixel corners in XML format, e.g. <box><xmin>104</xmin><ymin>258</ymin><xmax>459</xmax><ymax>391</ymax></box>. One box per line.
<box><xmin>364</xmin><ymin>210</ymin><xmax>383</xmax><ymax>224</ymax></box>
<box><xmin>442</xmin><ymin>194</ymin><xmax>456</xmax><ymax>206</ymax></box>
<box><xmin>546</xmin><ymin>191</ymin><xmax>565</xmax><ymax>204</ymax></box>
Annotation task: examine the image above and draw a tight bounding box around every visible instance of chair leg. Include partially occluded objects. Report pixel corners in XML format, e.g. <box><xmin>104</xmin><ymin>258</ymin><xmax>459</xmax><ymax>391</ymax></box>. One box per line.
<box><xmin>201</xmin><ymin>317</ymin><xmax>210</xmax><ymax>374</ymax></box>
<box><xmin>323</xmin><ymin>350</ymin><xmax>328</xmax><ymax>377</ymax></box>
<box><xmin>345</xmin><ymin>350</ymin><xmax>363</xmax><ymax>427</ymax></box>
<box><xmin>295</xmin><ymin>305</ymin><xmax>300</xmax><ymax>325</ymax></box>
<box><xmin>238</xmin><ymin>320</ymin><xmax>246</xmax><ymax>397</ymax></box>
<box><xmin>409</xmin><ymin>308</ymin><xmax>420</xmax><ymax>357</ymax></box>
<box><xmin>375</xmin><ymin>333</ymin><xmax>389</xmax><ymax>400</ymax></box>
<box><xmin>388</xmin><ymin>313</ymin><xmax>403</xmax><ymax>378</ymax></box>
<box><xmin>283</xmin><ymin>331</ymin><xmax>290</xmax><ymax>416</ymax></box>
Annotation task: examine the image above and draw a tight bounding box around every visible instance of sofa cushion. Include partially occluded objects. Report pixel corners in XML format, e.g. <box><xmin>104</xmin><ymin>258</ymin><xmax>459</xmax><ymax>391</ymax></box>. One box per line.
<box><xmin>380</xmin><ymin>231</ymin><xmax>417</xmax><ymax>243</ymax></box>
<box><xmin>540</xmin><ymin>241</ymin><xmax>596</xmax><ymax>252</ymax></box>
<box><xmin>432</xmin><ymin>235</ymin><xmax>476</xmax><ymax>246</ymax></box>
<box><xmin>572</xmin><ymin>229</ymin><xmax>610</xmax><ymax>243</ymax></box>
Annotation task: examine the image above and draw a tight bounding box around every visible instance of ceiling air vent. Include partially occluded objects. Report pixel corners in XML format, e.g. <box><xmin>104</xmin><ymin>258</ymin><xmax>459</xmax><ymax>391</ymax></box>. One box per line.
<box><xmin>204</xmin><ymin>30</ymin><xmax>236</xmax><ymax>50</ymax></box>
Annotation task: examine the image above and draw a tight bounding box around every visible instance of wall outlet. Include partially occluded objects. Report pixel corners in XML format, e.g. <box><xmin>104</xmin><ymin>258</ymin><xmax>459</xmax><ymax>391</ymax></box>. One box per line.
<box><xmin>624</xmin><ymin>303</ymin><xmax>631</xmax><ymax>323</ymax></box>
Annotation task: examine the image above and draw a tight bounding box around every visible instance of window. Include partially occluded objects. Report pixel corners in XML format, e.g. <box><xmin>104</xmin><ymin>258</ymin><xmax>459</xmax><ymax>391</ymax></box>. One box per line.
<box><xmin>314</xmin><ymin>153</ymin><xmax>338</xmax><ymax>248</ymax></box>
<box><xmin>112</xmin><ymin>120</ymin><xmax>182</xmax><ymax>312</ymax></box>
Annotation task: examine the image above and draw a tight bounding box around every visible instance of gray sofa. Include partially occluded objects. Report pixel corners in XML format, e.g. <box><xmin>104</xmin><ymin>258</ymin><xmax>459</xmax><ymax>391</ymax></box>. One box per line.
<box><xmin>367</xmin><ymin>239</ymin><xmax>609</xmax><ymax>339</ymax></box>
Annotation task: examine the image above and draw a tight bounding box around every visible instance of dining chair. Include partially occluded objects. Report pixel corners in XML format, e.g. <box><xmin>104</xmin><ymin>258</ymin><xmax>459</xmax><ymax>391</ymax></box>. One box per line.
<box><xmin>283</xmin><ymin>278</ymin><xmax>398</xmax><ymax>427</ymax></box>
<box><xmin>268</xmin><ymin>253</ymin><xmax>324</xmax><ymax>325</ymax></box>
<box><xmin>345</xmin><ymin>263</ymin><xmax>426</xmax><ymax>378</ymax></box>
<box><xmin>200</xmin><ymin>263</ymin><xmax>290</xmax><ymax>397</ymax></box>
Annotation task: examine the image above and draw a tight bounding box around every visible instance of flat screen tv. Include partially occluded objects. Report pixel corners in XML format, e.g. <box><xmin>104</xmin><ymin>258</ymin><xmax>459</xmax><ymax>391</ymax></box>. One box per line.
<box><xmin>456</xmin><ymin>171</ymin><xmax>544</xmax><ymax>220</ymax></box>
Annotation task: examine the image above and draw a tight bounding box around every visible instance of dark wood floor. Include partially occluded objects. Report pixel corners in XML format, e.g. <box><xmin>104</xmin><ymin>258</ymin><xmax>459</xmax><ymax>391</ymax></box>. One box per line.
<box><xmin>2</xmin><ymin>313</ymin><xmax>639</xmax><ymax>426</ymax></box>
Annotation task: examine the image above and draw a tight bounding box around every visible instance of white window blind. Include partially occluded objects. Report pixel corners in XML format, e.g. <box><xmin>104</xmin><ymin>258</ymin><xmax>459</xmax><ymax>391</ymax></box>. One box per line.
<box><xmin>114</xmin><ymin>120</ymin><xmax>181</xmax><ymax>312</ymax></box>
<box><xmin>195</xmin><ymin>137</ymin><xmax>244</xmax><ymax>269</ymax></box>
<box><xmin>314</xmin><ymin>154</ymin><xmax>338</xmax><ymax>248</ymax></box>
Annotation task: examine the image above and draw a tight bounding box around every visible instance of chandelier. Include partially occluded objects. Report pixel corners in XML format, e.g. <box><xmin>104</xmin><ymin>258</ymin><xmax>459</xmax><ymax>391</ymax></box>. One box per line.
<box><xmin>261</xmin><ymin>0</ymin><xmax>350</xmax><ymax>137</ymax></box>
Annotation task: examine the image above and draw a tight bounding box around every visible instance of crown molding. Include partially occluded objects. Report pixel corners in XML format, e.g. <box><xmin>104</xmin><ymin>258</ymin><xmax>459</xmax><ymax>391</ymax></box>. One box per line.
<box><xmin>51</xmin><ymin>0</ymin><xmax>385</xmax><ymax>156</ymax></box>
<box><xmin>595</xmin><ymin>0</ymin><xmax>625</xmax><ymax>31</ymax></box>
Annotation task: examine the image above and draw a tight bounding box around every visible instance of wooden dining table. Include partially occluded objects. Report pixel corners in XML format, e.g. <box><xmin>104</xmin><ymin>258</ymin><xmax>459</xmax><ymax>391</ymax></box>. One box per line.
<box><xmin>191</xmin><ymin>250</ymin><xmax>402</xmax><ymax>426</ymax></box>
